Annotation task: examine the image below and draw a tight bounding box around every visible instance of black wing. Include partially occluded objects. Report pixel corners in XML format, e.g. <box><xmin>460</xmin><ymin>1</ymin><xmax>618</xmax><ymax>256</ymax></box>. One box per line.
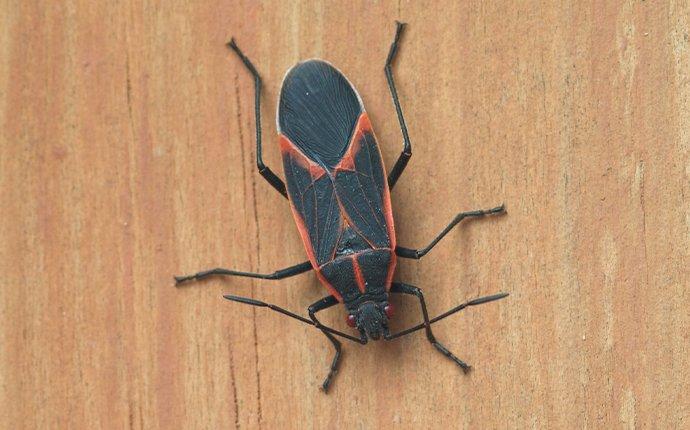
<box><xmin>278</xmin><ymin>60</ymin><xmax>395</xmax><ymax>269</ymax></box>
<box><xmin>332</xmin><ymin>129</ymin><xmax>391</xmax><ymax>249</ymax></box>
<box><xmin>278</xmin><ymin>60</ymin><xmax>363</xmax><ymax>168</ymax></box>
<box><xmin>282</xmin><ymin>153</ymin><xmax>343</xmax><ymax>265</ymax></box>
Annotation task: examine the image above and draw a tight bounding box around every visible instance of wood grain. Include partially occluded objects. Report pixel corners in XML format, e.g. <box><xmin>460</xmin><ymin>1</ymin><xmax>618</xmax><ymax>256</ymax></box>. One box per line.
<box><xmin>1</xmin><ymin>1</ymin><xmax>688</xmax><ymax>428</ymax></box>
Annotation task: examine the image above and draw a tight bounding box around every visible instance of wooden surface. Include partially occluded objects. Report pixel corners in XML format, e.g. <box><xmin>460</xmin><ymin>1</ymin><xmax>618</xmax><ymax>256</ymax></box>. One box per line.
<box><xmin>1</xmin><ymin>1</ymin><xmax>689</xmax><ymax>428</ymax></box>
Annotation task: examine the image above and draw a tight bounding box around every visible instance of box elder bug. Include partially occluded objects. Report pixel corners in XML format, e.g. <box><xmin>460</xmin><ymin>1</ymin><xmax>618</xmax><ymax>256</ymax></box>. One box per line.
<box><xmin>175</xmin><ymin>22</ymin><xmax>508</xmax><ymax>392</ymax></box>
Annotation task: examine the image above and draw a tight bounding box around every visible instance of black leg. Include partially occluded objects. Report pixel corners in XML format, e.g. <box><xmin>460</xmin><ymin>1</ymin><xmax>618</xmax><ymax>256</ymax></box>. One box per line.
<box><xmin>308</xmin><ymin>296</ymin><xmax>344</xmax><ymax>392</ymax></box>
<box><xmin>222</xmin><ymin>294</ymin><xmax>363</xmax><ymax>343</ymax></box>
<box><xmin>386</xmin><ymin>292</ymin><xmax>509</xmax><ymax>340</ymax></box>
<box><xmin>385</xmin><ymin>21</ymin><xmax>412</xmax><ymax>190</ymax></box>
<box><xmin>396</xmin><ymin>204</ymin><xmax>505</xmax><ymax>259</ymax></box>
<box><xmin>389</xmin><ymin>282</ymin><xmax>471</xmax><ymax>373</ymax></box>
<box><xmin>227</xmin><ymin>39</ymin><xmax>288</xmax><ymax>198</ymax></box>
<box><xmin>175</xmin><ymin>260</ymin><xmax>312</xmax><ymax>284</ymax></box>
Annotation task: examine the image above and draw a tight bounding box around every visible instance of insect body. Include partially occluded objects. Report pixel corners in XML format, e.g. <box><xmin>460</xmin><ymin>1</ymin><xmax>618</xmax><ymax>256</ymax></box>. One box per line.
<box><xmin>175</xmin><ymin>22</ymin><xmax>507</xmax><ymax>392</ymax></box>
<box><xmin>279</xmin><ymin>59</ymin><xmax>397</xmax><ymax>342</ymax></box>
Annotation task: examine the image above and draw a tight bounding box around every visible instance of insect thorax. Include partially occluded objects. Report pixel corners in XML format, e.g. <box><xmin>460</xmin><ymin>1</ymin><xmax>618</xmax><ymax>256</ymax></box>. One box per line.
<box><xmin>319</xmin><ymin>248</ymin><xmax>393</xmax><ymax>311</ymax></box>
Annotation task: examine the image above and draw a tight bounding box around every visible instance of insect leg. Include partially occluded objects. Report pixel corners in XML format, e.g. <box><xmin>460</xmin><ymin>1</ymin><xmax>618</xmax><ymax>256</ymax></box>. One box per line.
<box><xmin>389</xmin><ymin>282</ymin><xmax>471</xmax><ymax>372</ymax></box>
<box><xmin>386</xmin><ymin>292</ymin><xmax>509</xmax><ymax>340</ymax></box>
<box><xmin>175</xmin><ymin>260</ymin><xmax>312</xmax><ymax>284</ymax></box>
<box><xmin>227</xmin><ymin>39</ymin><xmax>288</xmax><ymax>198</ymax></box>
<box><xmin>385</xmin><ymin>21</ymin><xmax>412</xmax><ymax>190</ymax></box>
<box><xmin>222</xmin><ymin>295</ymin><xmax>363</xmax><ymax>343</ymax></box>
<box><xmin>396</xmin><ymin>204</ymin><xmax>505</xmax><ymax>259</ymax></box>
<box><xmin>308</xmin><ymin>295</ymin><xmax>345</xmax><ymax>393</ymax></box>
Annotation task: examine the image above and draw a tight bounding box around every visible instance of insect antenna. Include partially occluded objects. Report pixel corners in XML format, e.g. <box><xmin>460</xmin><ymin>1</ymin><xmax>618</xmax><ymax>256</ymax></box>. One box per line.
<box><xmin>386</xmin><ymin>292</ymin><xmax>509</xmax><ymax>340</ymax></box>
<box><xmin>223</xmin><ymin>295</ymin><xmax>364</xmax><ymax>344</ymax></box>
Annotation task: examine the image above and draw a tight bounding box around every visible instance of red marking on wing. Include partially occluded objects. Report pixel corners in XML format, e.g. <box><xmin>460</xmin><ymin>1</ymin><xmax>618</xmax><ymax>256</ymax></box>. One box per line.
<box><xmin>334</xmin><ymin>113</ymin><xmax>370</xmax><ymax>173</ymax></box>
<box><xmin>309</xmin><ymin>165</ymin><xmax>326</xmax><ymax>180</ymax></box>
<box><xmin>382</xmin><ymin>196</ymin><xmax>396</xmax><ymax>250</ymax></box>
<box><xmin>279</xmin><ymin>134</ymin><xmax>328</xmax><ymax>180</ymax></box>
<box><xmin>351</xmin><ymin>257</ymin><xmax>367</xmax><ymax>294</ymax></box>
<box><xmin>385</xmin><ymin>251</ymin><xmax>397</xmax><ymax>292</ymax></box>
<box><xmin>335</xmin><ymin>141</ymin><xmax>358</xmax><ymax>172</ymax></box>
